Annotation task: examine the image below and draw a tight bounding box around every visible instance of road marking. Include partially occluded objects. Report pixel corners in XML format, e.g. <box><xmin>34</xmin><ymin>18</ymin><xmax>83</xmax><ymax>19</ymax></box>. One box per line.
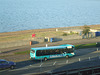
<box><xmin>9</xmin><ymin>68</ymin><xmax>29</xmax><ymax>72</ymax></box>
<box><xmin>93</xmin><ymin>51</ymin><xmax>100</xmax><ymax>53</ymax></box>
<box><xmin>40</xmin><ymin>63</ymin><xmax>43</xmax><ymax>67</ymax></box>
<box><xmin>53</xmin><ymin>61</ymin><xmax>56</xmax><ymax>65</ymax></box>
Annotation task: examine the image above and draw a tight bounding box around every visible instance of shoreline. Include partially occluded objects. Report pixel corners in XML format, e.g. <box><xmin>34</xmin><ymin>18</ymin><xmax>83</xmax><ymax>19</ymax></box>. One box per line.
<box><xmin>0</xmin><ymin>24</ymin><xmax>100</xmax><ymax>42</ymax></box>
<box><xmin>0</xmin><ymin>24</ymin><xmax>100</xmax><ymax>34</ymax></box>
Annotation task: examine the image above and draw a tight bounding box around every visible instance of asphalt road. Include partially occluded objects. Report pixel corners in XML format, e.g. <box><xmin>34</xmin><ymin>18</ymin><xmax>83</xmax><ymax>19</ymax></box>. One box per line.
<box><xmin>0</xmin><ymin>47</ymin><xmax>100</xmax><ymax>75</ymax></box>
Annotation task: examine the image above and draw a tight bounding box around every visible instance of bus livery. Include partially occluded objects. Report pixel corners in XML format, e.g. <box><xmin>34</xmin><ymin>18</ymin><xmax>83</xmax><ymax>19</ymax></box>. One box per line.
<box><xmin>30</xmin><ymin>44</ymin><xmax>75</xmax><ymax>61</ymax></box>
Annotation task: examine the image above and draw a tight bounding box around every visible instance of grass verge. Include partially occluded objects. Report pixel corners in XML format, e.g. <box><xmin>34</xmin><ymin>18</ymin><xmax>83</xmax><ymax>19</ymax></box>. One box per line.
<box><xmin>14</xmin><ymin>50</ymin><xmax>30</xmax><ymax>55</ymax></box>
<box><xmin>75</xmin><ymin>43</ymin><xmax>96</xmax><ymax>49</ymax></box>
<box><xmin>14</xmin><ymin>43</ymin><xmax>97</xmax><ymax>55</ymax></box>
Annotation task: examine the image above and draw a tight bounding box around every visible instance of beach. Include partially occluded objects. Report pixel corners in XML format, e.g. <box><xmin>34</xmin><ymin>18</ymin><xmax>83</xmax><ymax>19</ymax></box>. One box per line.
<box><xmin>0</xmin><ymin>24</ymin><xmax>100</xmax><ymax>42</ymax></box>
<box><xmin>0</xmin><ymin>24</ymin><xmax>100</xmax><ymax>49</ymax></box>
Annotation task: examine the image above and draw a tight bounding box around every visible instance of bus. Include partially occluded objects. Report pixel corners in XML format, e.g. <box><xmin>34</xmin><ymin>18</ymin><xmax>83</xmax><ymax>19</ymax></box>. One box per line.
<box><xmin>30</xmin><ymin>44</ymin><xmax>75</xmax><ymax>61</ymax></box>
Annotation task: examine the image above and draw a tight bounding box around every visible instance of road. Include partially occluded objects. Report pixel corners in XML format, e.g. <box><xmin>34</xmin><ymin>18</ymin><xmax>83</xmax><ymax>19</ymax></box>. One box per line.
<box><xmin>0</xmin><ymin>47</ymin><xmax>100</xmax><ymax>75</ymax></box>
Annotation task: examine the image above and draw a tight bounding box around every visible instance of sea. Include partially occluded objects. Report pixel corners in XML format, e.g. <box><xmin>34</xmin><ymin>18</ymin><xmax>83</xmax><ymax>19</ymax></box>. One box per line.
<box><xmin>0</xmin><ymin>0</ymin><xmax>100</xmax><ymax>33</ymax></box>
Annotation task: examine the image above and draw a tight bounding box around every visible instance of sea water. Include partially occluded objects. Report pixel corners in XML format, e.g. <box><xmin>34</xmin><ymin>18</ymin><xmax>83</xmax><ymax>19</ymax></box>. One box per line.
<box><xmin>0</xmin><ymin>0</ymin><xmax>100</xmax><ymax>33</ymax></box>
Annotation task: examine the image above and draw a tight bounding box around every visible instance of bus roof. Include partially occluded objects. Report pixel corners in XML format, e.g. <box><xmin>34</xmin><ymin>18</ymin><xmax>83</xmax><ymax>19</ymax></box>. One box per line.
<box><xmin>31</xmin><ymin>44</ymin><xmax>74</xmax><ymax>51</ymax></box>
<box><xmin>59</xmin><ymin>44</ymin><xmax>74</xmax><ymax>47</ymax></box>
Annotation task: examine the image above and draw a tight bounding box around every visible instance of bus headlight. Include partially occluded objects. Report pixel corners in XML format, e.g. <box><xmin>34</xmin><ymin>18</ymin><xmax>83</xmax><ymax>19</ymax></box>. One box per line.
<box><xmin>71</xmin><ymin>53</ymin><xmax>74</xmax><ymax>55</ymax></box>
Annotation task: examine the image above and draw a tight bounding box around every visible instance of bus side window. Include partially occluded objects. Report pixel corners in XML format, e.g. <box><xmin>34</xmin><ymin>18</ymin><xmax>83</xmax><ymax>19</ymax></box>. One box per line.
<box><xmin>44</xmin><ymin>50</ymin><xmax>48</xmax><ymax>55</ymax></box>
<box><xmin>52</xmin><ymin>50</ymin><xmax>54</xmax><ymax>54</ymax></box>
<box><xmin>58</xmin><ymin>49</ymin><xmax>60</xmax><ymax>54</ymax></box>
<box><xmin>44</xmin><ymin>50</ymin><xmax>49</xmax><ymax>55</ymax></box>
<box><xmin>36</xmin><ymin>50</ymin><xmax>43</xmax><ymax>56</ymax></box>
<box><xmin>41</xmin><ymin>50</ymin><xmax>45</xmax><ymax>56</ymax></box>
<box><xmin>54</xmin><ymin>49</ymin><xmax>56</xmax><ymax>54</ymax></box>
<box><xmin>60</xmin><ymin>49</ymin><xmax>64</xmax><ymax>54</ymax></box>
<box><xmin>45</xmin><ymin>50</ymin><xmax>49</xmax><ymax>55</ymax></box>
<box><xmin>53</xmin><ymin>49</ymin><xmax>60</xmax><ymax>54</ymax></box>
<box><xmin>36</xmin><ymin>50</ymin><xmax>40</xmax><ymax>56</ymax></box>
<box><xmin>51</xmin><ymin>49</ymin><xmax>55</xmax><ymax>55</ymax></box>
<box><xmin>49</xmin><ymin>50</ymin><xmax>53</xmax><ymax>55</ymax></box>
<box><xmin>47</xmin><ymin>50</ymin><xmax>50</xmax><ymax>55</ymax></box>
<box><xmin>42</xmin><ymin>50</ymin><xmax>44</xmax><ymax>55</ymax></box>
<box><xmin>44</xmin><ymin>50</ymin><xmax>47</xmax><ymax>55</ymax></box>
<box><xmin>60</xmin><ymin>49</ymin><xmax>63</xmax><ymax>54</ymax></box>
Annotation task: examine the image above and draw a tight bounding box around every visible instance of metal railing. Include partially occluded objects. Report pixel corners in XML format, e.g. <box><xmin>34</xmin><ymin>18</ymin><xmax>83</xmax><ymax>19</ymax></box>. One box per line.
<box><xmin>29</xmin><ymin>55</ymin><xmax>100</xmax><ymax>75</ymax></box>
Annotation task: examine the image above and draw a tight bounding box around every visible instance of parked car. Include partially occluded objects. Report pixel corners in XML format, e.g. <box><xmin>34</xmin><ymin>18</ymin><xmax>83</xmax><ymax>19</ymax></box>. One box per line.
<box><xmin>0</xmin><ymin>59</ymin><xmax>16</xmax><ymax>69</ymax></box>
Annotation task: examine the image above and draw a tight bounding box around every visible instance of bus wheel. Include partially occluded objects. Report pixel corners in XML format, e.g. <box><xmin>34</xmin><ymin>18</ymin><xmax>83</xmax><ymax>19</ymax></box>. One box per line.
<box><xmin>66</xmin><ymin>55</ymin><xmax>69</xmax><ymax>59</ymax></box>
<box><xmin>44</xmin><ymin>57</ymin><xmax>47</xmax><ymax>61</ymax></box>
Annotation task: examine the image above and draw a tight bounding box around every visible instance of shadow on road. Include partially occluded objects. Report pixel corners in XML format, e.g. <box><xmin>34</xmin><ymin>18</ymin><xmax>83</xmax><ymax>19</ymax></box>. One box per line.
<box><xmin>0</xmin><ymin>49</ymin><xmax>19</xmax><ymax>54</ymax></box>
<box><xmin>16</xmin><ymin>60</ymin><xmax>40</xmax><ymax>69</ymax></box>
<box><xmin>51</xmin><ymin>56</ymin><xmax>100</xmax><ymax>74</ymax></box>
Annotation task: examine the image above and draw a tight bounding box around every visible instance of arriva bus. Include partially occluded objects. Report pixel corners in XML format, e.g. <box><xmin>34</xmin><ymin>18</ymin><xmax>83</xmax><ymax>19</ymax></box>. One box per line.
<box><xmin>30</xmin><ymin>44</ymin><xmax>75</xmax><ymax>61</ymax></box>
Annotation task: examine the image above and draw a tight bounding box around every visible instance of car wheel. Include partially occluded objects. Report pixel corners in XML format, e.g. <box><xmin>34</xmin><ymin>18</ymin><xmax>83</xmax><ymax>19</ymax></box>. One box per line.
<box><xmin>10</xmin><ymin>65</ymin><xmax>15</xmax><ymax>69</ymax></box>
<box><xmin>44</xmin><ymin>57</ymin><xmax>47</xmax><ymax>61</ymax></box>
<box><xmin>66</xmin><ymin>55</ymin><xmax>69</xmax><ymax>59</ymax></box>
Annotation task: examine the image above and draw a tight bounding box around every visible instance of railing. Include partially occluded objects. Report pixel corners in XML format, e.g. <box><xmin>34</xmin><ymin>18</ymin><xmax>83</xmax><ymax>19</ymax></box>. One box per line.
<box><xmin>34</xmin><ymin>66</ymin><xmax>100</xmax><ymax>75</ymax></box>
<box><xmin>50</xmin><ymin>66</ymin><xmax>100</xmax><ymax>75</ymax></box>
<box><xmin>29</xmin><ymin>55</ymin><xmax>100</xmax><ymax>75</ymax></box>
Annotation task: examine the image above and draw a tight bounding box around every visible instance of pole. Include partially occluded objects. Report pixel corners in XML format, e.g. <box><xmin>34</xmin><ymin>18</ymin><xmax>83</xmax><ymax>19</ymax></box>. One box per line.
<box><xmin>53</xmin><ymin>61</ymin><xmax>56</xmax><ymax>65</ymax></box>
<box><xmin>89</xmin><ymin>57</ymin><xmax>90</xmax><ymax>61</ymax></box>
<box><xmin>46</xmin><ymin>44</ymin><xmax>48</xmax><ymax>47</ymax></box>
<box><xmin>97</xmin><ymin>48</ymin><xmax>98</xmax><ymax>51</ymax></box>
<box><xmin>66</xmin><ymin>60</ymin><xmax>68</xmax><ymax>63</ymax></box>
<box><xmin>79</xmin><ymin>58</ymin><xmax>81</xmax><ymax>62</ymax></box>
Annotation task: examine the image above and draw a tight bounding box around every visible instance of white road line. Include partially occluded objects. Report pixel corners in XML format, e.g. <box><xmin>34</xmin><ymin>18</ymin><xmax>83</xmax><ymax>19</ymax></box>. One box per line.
<box><xmin>40</xmin><ymin>63</ymin><xmax>43</xmax><ymax>67</ymax></box>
